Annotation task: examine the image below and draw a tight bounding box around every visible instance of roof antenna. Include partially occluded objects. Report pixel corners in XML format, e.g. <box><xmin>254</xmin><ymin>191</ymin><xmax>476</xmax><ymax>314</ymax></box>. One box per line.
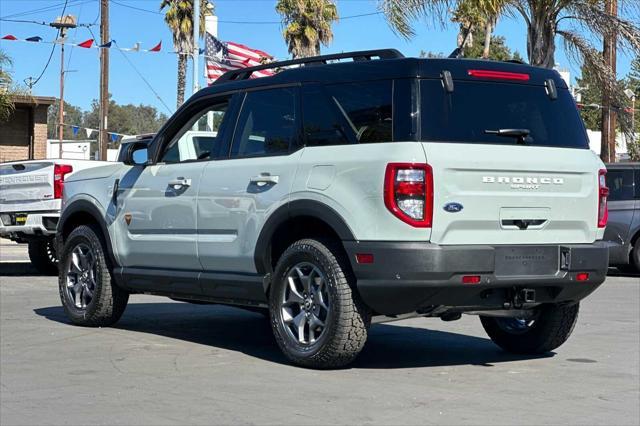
<box><xmin>448</xmin><ymin>24</ymin><xmax>474</xmax><ymax>59</ymax></box>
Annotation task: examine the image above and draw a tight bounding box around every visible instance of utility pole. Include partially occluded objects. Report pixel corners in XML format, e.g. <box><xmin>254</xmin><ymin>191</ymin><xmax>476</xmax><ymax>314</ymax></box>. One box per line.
<box><xmin>192</xmin><ymin>0</ymin><xmax>200</xmax><ymax>95</ymax></box>
<box><xmin>99</xmin><ymin>0</ymin><xmax>109</xmax><ymax>161</ymax></box>
<box><xmin>50</xmin><ymin>15</ymin><xmax>76</xmax><ymax>158</ymax></box>
<box><xmin>601</xmin><ymin>0</ymin><xmax>618</xmax><ymax>163</ymax></box>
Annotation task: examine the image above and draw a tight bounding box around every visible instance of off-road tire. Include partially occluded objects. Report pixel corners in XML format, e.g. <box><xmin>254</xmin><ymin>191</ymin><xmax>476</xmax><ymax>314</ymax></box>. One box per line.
<box><xmin>480</xmin><ymin>303</ymin><xmax>579</xmax><ymax>354</ymax></box>
<box><xmin>28</xmin><ymin>238</ymin><xmax>58</xmax><ymax>275</ymax></box>
<box><xmin>58</xmin><ymin>224</ymin><xmax>129</xmax><ymax>327</ymax></box>
<box><xmin>269</xmin><ymin>238</ymin><xmax>371</xmax><ymax>369</ymax></box>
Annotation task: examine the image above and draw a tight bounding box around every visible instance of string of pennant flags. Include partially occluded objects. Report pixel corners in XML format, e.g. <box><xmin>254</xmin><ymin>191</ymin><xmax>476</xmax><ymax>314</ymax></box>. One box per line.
<box><xmin>63</xmin><ymin>123</ymin><xmax>132</xmax><ymax>142</ymax></box>
<box><xmin>2</xmin><ymin>34</ymin><xmax>163</xmax><ymax>53</ymax></box>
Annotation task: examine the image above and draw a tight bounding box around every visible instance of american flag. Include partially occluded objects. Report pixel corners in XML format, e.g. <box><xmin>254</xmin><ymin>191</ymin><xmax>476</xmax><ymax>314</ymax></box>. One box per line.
<box><xmin>205</xmin><ymin>32</ymin><xmax>274</xmax><ymax>85</ymax></box>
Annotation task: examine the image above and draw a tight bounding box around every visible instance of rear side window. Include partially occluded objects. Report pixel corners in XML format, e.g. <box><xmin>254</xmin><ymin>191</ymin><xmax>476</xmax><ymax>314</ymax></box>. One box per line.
<box><xmin>420</xmin><ymin>80</ymin><xmax>588</xmax><ymax>148</ymax></box>
<box><xmin>323</xmin><ymin>80</ymin><xmax>393</xmax><ymax>144</ymax></box>
<box><xmin>230</xmin><ymin>87</ymin><xmax>298</xmax><ymax>158</ymax></box>
<box><xmin>607</xmin><ymin>169</ymin><xmax>635</xmax><ymax>201</ymax></box>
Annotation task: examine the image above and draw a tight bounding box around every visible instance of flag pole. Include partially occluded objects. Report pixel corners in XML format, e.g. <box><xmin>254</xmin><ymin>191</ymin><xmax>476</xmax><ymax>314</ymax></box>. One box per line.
<box><xmin>192</xmin><ymin>0</ymin><xmax>200</xmax><ymax>96</ymax></box>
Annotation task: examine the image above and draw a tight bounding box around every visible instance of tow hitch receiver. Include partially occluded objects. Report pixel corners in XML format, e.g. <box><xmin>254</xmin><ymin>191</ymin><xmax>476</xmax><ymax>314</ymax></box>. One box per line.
<box><xmin>509</xmin><ymin>288</ymin><xmax>536</xmax><ymax>308</ymax></box>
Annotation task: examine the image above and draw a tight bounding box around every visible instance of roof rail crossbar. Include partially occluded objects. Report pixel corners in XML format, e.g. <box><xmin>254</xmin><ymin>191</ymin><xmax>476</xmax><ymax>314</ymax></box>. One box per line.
<box><xmin>214</xmin><ymin>48</ymin><xmax>404</xmax><ymax>84</ymax></box>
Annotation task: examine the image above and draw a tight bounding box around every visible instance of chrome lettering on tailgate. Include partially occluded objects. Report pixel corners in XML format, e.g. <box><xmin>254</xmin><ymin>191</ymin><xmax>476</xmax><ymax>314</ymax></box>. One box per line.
<box><xmin>0</xmin><ymin>174</ymin><xmax>48</xmax><ymax>186</ymax></box>
<box><xmin>482</xmin><ymin>176</ymin><xmax>564</xmax><ymax>190</ymax></box>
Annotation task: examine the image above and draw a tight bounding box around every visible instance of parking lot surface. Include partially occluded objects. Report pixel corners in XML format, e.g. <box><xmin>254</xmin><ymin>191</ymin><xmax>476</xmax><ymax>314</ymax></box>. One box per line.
<box><xmin>1</xmin><ymin>239</ymin><xmax>639</xmax><ymax>425</ymax></box>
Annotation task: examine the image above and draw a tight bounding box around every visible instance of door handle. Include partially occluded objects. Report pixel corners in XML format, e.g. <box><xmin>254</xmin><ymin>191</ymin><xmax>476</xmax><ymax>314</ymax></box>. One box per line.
<box><xmin>250</xmin><ymin>174</ymin><xmax>279</xmax><ymax>186</ymax></box>
<box><xmin>168</xmin><ymin>177</ymin><xmax>192</xmax><ymax>189</ymax></box>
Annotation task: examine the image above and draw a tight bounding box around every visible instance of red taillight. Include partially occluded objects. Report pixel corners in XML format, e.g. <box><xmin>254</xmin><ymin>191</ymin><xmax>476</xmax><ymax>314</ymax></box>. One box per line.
<box><xmin>576</xmin><ymin>272</ymin><xmax>590</xmax><ymax>282</ymax></box>
<box><xmin>598</xmin><ymin>169</ymin><xmax>608</xmax><ymax>228</ymax></box>
<box><xmin>53</xmin><ymin>164</ymin><xmax>73</xmax><ymax>199</ymax></box>
<box><xmin>384</xmin><ymin>163</ymin><xmax>433</xmax><ymax>228</ymax></box>
<box><xmin>468</xmin><ymin>69</ymin><xmax>530</xmax><ymax>81</ymax></box>
<box><xmin>462</xmin><ymin>275</ymin><xmax>481</xmax><ymax>284</ymax></box>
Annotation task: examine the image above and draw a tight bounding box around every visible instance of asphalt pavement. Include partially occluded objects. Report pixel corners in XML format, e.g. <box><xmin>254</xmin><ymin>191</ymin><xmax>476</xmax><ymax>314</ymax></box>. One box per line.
<box><xmin>1</xmin><ymin>239</ymin><xmax>639</xmax><ymax>425</ymax></box>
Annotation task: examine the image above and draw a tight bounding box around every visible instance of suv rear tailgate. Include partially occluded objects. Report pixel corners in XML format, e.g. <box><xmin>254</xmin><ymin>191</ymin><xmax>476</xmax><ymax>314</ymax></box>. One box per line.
<box><xmin>0</xmin><ymin>161</ymin><xmax>59</xmax><ymax>213</ymax></box>
<box><xmin>423</xmin><ymin>143</ymin><xmax>602</xmax><ymax>245</ymax></box>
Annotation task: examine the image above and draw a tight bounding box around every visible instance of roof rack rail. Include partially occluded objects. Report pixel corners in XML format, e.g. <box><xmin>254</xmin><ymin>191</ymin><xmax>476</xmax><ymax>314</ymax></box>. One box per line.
<box><xmin>214</xmin><ymin>48</ymin><xmax>404</xmax><ymax>84</ymax></box>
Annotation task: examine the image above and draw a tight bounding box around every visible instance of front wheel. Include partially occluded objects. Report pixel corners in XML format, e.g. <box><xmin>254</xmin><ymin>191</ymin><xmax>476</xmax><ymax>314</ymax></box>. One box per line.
<box><xmin>480</xmin><ymin>303</ymin><xmax>579</xmax><ymax>354</ymax></box>
<box><xmin>58</xmin><ymin>224</ymin><xmax>129</xmax><ymax>327</ymax></box>
<box><xmin>269</xmin><ymin>238</ymin><xmax>371</xmax><ymax>369</ymax></box>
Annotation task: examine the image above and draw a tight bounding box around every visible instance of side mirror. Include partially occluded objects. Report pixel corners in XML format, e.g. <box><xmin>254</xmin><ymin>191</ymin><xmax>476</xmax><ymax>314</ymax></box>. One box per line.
<box><xmin>123</xmin><ymin>142</ymin><xmax>149</xmax><ymax>166</ymax></box>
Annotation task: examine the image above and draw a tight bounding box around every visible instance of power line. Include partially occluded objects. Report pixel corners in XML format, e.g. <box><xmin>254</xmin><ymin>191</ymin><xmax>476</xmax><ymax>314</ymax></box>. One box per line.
<box><xmin>0</xmin><ymin>17</ymin><xmax>96</xmax><ymax>27</ymax></box>
<box><xmin>110</xmin><ymin>0</ymin><xmax>382</xmax><ymax>24</ymax></box>
<box><xmin>0</xmin><ymin>0</ymin><xmax>92</xmax><ymax>20</ymax></box>
<box><xmin>27</xmin><ymin>0</ymin><xmax>70</xmax><ymax>88</ymax></box>
<box><xmin>111</xmin><ymin>41</ymin><xmax>173</xmax><ymax>114</ymax></box>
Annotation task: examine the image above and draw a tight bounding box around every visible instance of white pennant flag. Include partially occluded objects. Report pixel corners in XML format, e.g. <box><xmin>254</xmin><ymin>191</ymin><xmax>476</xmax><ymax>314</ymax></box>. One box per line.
<box><xmin>85</xmin><ymin>128</ymin><xmax>95</xmax><ymax>138</ymax></box>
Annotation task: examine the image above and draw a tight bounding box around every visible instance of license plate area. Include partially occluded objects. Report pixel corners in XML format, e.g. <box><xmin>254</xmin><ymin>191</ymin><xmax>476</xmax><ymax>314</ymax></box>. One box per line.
<box><xmin>495</xmin><ymin>246</ymin><xmax>559</xmax><ymax>277</ymax></box>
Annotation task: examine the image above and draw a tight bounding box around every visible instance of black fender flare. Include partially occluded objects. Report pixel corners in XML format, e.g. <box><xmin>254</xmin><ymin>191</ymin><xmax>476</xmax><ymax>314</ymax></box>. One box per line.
<box><xmin>253</xmin><ymin>199</ymin><xmax>355</xmax><ymax>275</ymax></box>
<box><xmin>57</xmin><ymin>199</ymin><xmax>118</xmax><ymax>268</ymax></box>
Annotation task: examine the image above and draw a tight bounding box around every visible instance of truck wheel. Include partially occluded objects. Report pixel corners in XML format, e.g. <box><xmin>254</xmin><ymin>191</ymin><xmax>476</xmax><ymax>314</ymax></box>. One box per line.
<box><xmin>58</xmin><ymin>224</ymin><xmax>129</xmax><ymax>327</ymax></box>
<box><xmin>28</xmin><ymin>238</ymin><xmax>58</xmax><ymax>275</ymax></box>
<box><xmin>480</xmin><ymin>303</ymin><xmax>579</xmax><ymax>354</ymax></box>
<box><xmin>269</xmin><ymin>238</ymin><xmax>371</xmax><ymax>369</ymax></box>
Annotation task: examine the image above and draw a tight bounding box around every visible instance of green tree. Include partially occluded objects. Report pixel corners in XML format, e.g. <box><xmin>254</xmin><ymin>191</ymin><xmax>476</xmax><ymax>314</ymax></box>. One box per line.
<box><xmin>84</xmin><ymin>96</ymin><xmax>168</xmax><ymax>139</ymax></box>
<box><xmin>47</xmin><ymin>101</ymin><xmax>85</xmax><ymax>139</ymax></box>
<box><xmin>575</xmin><ymin>64</ymin><xmax>603</xmax><ymax>131</ymax></box>
<box><xmin>0</xmin><ymin>50</ymin><xmax>15</xmax><ymax>122</ymax></box>
<box><xmin>160</xmin><ymin>0</ymin><xmax>212</xmax><ymax>108</ymax></box>
<box><xmin>463</xmin><ymin>30</ymin><xmax>523</xmax><ymax>61</ymax></box>
<box><xmin>276</xmin><ymin>0</ymin><xmax>339</xmax><ymax>58</ymax></box>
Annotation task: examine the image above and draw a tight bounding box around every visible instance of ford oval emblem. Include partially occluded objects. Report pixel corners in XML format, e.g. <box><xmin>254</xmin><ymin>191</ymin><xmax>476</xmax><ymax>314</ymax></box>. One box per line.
<box><xmin>443</xmin><ymin>202</ymin><xmax>464</xmax><ymax>213</ymax></box>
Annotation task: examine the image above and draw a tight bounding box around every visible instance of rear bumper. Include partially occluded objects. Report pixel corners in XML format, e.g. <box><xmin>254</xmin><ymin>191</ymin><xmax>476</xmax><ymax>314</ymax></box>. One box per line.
<box><xmin>344</xmin><ymin>241</ymin><xmax>610</xmax><ymax>315</ymax></box>
<box><xmin>0</xmin><ymin>212</ymin><xmax>59</xmax><ymax>239</ymax></box>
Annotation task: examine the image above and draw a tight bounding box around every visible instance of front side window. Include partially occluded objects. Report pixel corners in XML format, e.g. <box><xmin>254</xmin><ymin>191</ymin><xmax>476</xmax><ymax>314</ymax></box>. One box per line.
<box><xmin>160</xmin><ymin>99</ymin><xmax>229</xmax><ymax>163</ymax></box>
<box><xmin>230</xmin><ymin>87</ymin><xmax>298</xmax><ymax>158</ymax></box>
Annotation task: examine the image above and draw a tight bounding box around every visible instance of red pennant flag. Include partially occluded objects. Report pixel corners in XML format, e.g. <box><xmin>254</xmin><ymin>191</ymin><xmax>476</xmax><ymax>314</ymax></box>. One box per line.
<box><xmin>2</xmin><ymin>35</ymin><xmax>17</xmax><ymax>40</ymax></box>
<box><xmin>149</xmin><ymin>41</ymin><xmax>161</xmax><ymax>52</ymax></box>
<box><xmin>78</xmin><ymin>39</ymin><xmax>94</xmax><ymax>48</ymax></box>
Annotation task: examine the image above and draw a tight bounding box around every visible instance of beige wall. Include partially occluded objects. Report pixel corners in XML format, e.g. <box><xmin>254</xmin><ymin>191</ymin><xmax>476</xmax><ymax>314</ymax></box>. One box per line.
<box><xmin>0</xmin><ymin>104</ymin><xmax>50</xmax><ymax>163</ymax></box>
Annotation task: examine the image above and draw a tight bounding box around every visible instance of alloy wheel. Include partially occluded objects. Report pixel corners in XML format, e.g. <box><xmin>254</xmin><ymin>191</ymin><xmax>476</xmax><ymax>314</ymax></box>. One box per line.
<box><xmin>64</xmin><ymin>243</ymin><xmax>97</xmax><ymax>310</ymax></box>
<box><xmin>279</xmin><ymin>262</ymin><xmax>331</xmax><ymax>345</ymax></box>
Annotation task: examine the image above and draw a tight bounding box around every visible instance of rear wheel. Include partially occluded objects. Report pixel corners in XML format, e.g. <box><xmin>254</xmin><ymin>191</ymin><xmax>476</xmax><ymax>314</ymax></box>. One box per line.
<box><xmin>480</xmin><ymin>303</ymin><xmax>579</xmax><ymax>354</ymax></box>
<box><xmin>58</xmin><ymin>225</ymin><xmax>129</xmax><ymax>327</ymax></box>
<box><xmin>269</xmin><ymin>238</ymin><xmax>371</xmax><ymax>369</ymax></box>
<box><xmin>28</xmin><ymin>238</ymin><xmax>58</xmax><ymax>275</ymax></box>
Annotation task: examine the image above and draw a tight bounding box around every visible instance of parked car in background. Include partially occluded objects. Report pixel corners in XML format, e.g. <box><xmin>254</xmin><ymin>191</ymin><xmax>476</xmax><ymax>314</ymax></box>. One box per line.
<box><xmin>0</xmin><ymin>159</ymin><xmax>112</xmax><ymax>274</ymax></box>
<box><xmin>604</xmin><ymin>163</ymin><xmax>640</xmax><ymax>273</ymax></box>
<box><xmin>57</xmin><ymin>50</ymin><xmax>609</xmax><ymax>368</ymax></box>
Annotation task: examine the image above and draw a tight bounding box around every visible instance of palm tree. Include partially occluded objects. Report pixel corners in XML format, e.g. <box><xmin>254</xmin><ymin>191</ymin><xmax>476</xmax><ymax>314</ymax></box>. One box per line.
<box><xmin>379</xmin><ymin>0</ymin><xmax>640</xmax><ymax>151</ymax></box>
<box><xmin>160</xmin><ymin>0</ymin><xmax>212</xmax><ymax>108</ymax></box>
<box><xmin>276</xmin><ymin>0</ymin><xmax>339</xmax><ymax>58</ymax></box>
<box><xmin>0</xmin><ymin>50</ymin><xmax>15</xmax><ymax>122</ymax></box>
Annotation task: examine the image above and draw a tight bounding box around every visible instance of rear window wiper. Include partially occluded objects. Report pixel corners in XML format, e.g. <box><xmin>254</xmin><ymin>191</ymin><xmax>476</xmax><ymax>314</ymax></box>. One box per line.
<box><xmin>484</xmin><ymin>128</ymin><xmax>532</xmax><ymax>145</ymax></box>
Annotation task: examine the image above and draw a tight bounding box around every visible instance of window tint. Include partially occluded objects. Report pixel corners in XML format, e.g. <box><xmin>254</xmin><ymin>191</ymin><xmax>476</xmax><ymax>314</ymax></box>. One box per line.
<box><xmin>606</xmin><ymin>169</ymin><xmax>635</xmax><ymax>201</ymax></box>
<box><xmin>302</xmin><ymin>86</ymin><xmax>351</xmax><ymax>147</ymax></box>
<box><xmin>420</xmin><ymin>80</ymin><xmax>588</xmax><ymax>148</ymax></box>
<box><xmin>230</xmin><ymin>87</ymin><xmax>297</xmax><ymax>158</ymax></box>
<box><xmin>161</xmin><ymin>100</ymin><xmax>229</xmax><ymax>163</ymax></box>
<box><xmin>635</xmin><ymin>169</ymin><xmax>640</xmax><ymax>198</ymax></box>
<box><xmin>324</xmin><ymin>80</ymin><xmax>393</xmax><ymax>143</ymax></box>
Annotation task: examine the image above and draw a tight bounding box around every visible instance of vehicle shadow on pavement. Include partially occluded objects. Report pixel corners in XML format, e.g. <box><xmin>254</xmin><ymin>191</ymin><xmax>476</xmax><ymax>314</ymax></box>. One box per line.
<box><xmin>0</xmin><ymin>262</ymin><xmax>49</xmax><ymax>277</ymax></box>
<box><xmin>34</xmin><ymin>302</ymin><xmax>551</xmax><ymax>369</ymax></box>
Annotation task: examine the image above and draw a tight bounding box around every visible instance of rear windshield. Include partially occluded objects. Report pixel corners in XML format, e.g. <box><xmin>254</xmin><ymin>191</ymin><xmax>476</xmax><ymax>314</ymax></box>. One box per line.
<box><xmin>420</xmin><ymin>80</ymin><xmax>588</xmax><ymax>148</ymax></box>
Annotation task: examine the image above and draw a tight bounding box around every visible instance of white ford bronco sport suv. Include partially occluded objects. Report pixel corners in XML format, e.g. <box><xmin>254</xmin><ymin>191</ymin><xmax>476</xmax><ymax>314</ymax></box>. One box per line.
<box><xmin>57</xmin><ymin>50</ymin><xmax>610</xmax><ymax>368</ymax></box>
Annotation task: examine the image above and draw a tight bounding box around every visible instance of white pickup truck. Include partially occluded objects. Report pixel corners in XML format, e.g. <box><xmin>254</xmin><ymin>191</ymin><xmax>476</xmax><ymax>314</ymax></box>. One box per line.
<box><xmin>0</xmin><ymin>159</ymin><xmax>111</xmax><ymax>273</ymax></box>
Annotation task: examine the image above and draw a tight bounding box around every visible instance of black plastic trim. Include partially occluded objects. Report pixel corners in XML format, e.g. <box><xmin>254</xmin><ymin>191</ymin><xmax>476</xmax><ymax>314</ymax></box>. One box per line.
<box><xmin>344</xmin><ymin>241</ymin><xmax>610</xmax><ymax>315</ymax></box>
<box><xmin>57</xmin><ymin>199</ymin><xmax>118</xmax><ymax>268</ymax></box>
<box><xmin>253</xmin><ymin>200</ymin><xmax>355</xmax><ymax>274</ymax></box>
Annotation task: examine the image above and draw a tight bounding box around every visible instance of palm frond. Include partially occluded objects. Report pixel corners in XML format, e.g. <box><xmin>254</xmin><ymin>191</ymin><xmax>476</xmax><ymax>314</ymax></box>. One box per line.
<box><xmin>377</xmin><ymin>0</ymin><xmax>451</xmax><ymax>39</ymax></box>
<box><xmin>558</xmin><ymin>29</ymin><xmax>638</xmax><ymax>158</ymax></box>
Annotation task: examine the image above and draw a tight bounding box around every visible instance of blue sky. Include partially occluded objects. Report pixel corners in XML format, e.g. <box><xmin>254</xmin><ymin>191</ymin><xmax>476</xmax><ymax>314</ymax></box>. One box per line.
<box><xmin>0</xmin><ymin>0</ymin><xmax>636</xmax><ymax>117</ymax></box>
